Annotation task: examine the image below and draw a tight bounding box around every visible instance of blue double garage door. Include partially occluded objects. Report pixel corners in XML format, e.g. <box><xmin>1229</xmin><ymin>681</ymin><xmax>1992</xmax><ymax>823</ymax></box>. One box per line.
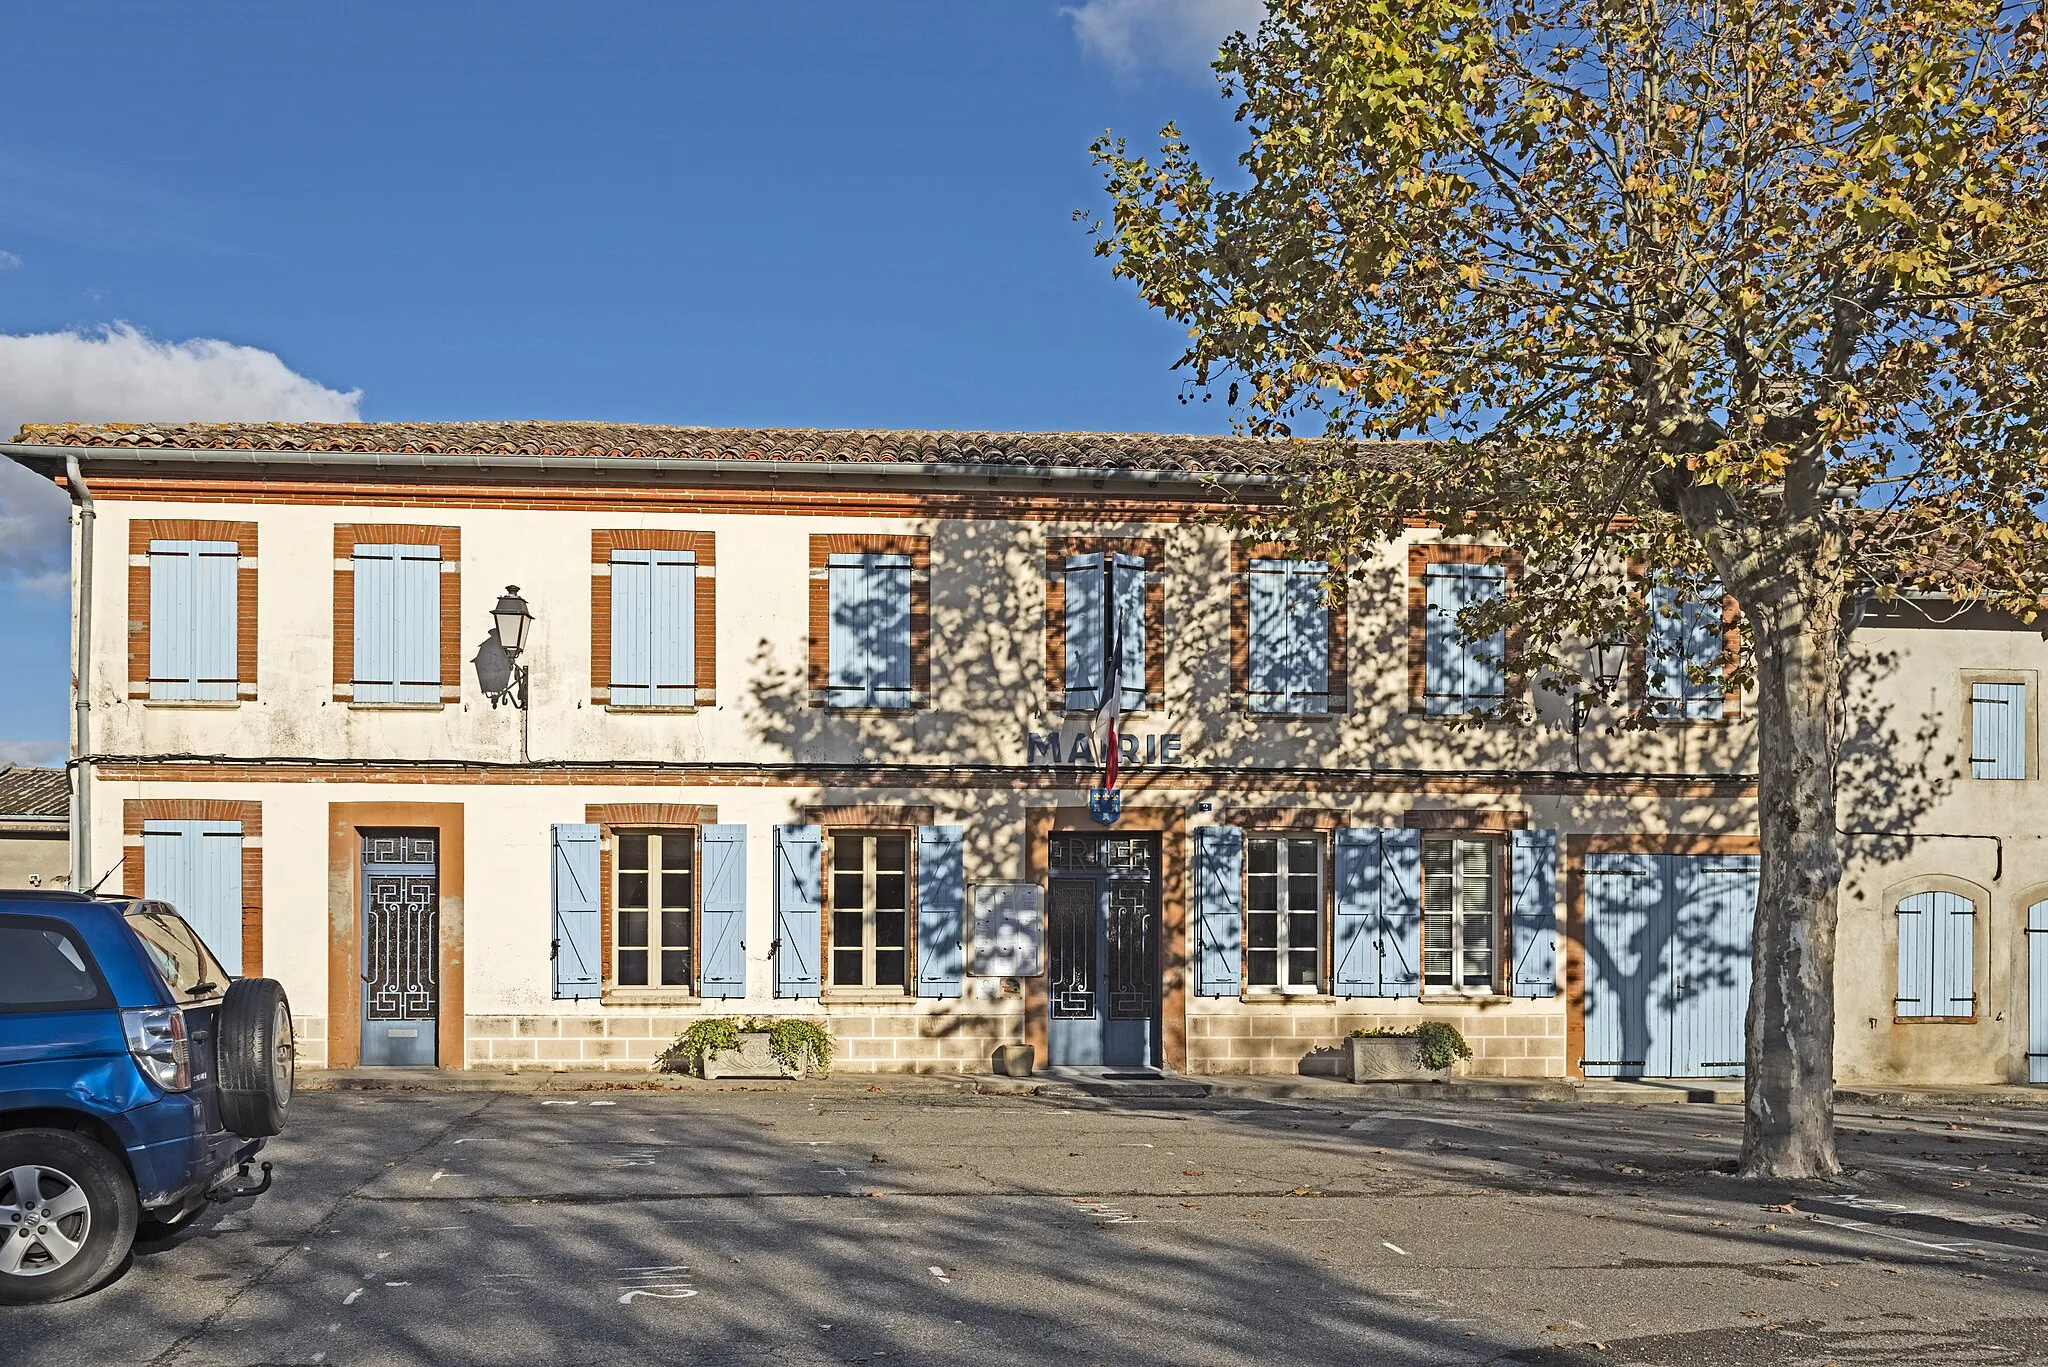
<box><xmin>1582</xmin><ymin>853</ymin><xmax>1759</xmax><ymax>1079</ymax></box>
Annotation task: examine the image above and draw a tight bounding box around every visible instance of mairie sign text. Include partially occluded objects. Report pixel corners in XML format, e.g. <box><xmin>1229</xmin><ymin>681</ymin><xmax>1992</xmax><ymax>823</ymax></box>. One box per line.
<box><xmin>1026</xmin><ymin>731</ymin><xmax>1184</xmax><ymax>766</ymax></box>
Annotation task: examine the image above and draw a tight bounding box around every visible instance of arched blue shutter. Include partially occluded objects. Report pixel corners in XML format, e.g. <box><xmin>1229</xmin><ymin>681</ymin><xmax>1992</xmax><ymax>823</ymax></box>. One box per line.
<box><xmin>550</xmin><ymin>823</ymin><xmax>601</xmax><ymax>1000</ymax></box>
<box><xmin>697</xmin><ymin>824</ymin><xmax>747</xmax><ymax>998</ymax></box>
<box><xmin>1509</xmin><ymin>829</ymin><xmax>1559</xmax><ymax>996</ymax></box>
<box><xmin>1193</xmin><ymin>825</ymin><xmax>1243</xmax><ymax>996</ymax></box>
<box><xmin>773</xmin><ymin>824</ymin><xmax>822</xmax><ymax>997</ymax></box>
<box><xmin>916</xmin><ymin>825</ymin><xmax>965</xmax><ymax>998</ymax></box>
<box><xmin>1897</xmin><ymin>890</ymin><xmax>1976</xmax><ymax>1018</ymax></box>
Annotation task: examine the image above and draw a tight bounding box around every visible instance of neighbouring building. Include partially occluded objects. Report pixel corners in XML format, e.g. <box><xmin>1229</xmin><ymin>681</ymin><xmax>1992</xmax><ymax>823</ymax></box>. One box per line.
<box><xmin>0</xmin><ymin>766</ymin><xmax>69</xmax><ymax>890</ymax></box>
<box><xmin>4</xmin><ymin>421</ymin><xmax>2041</xmax><ymax>1086</ymax></box>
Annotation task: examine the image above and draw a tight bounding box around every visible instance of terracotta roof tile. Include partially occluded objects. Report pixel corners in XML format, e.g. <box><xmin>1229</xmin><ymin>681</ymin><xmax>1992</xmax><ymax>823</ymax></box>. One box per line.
<box><xmin>0</xmin><ymin>767</ymin><xmax>67</xmax><ymax>820</ymax></box>
<box><xmin>11</xmin><ymin>421</ymin><xmax>1390</xmax><ymax>478</ymax></box>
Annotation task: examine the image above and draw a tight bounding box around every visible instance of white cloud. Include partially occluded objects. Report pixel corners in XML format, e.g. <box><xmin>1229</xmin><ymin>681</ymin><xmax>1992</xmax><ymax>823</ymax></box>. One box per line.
<box><xmin>0</xmin><ymin>323</ymin><xmax>361</xmax><ymax>596</ymax></box>
<box><xmin>0</xmin><ymin>250</ymin><xmax>19</xmax><ymax>271</ymax></box>
<box><xmin>0</xmin><ymin>740</ymin><xmax>66</xmax><ymax>766</ymax></box>
<box><xmin>1063</xmin><ymin>0</ymin><xmax>1265</xmax><ymax>79</ymax></box>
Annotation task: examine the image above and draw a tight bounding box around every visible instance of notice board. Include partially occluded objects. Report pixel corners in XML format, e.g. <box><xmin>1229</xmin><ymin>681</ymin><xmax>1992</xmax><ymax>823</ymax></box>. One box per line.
<box><xmin>968</xmin><ymin>882</ymin><xmax>1045</xmax><ymax>977</ymax></box>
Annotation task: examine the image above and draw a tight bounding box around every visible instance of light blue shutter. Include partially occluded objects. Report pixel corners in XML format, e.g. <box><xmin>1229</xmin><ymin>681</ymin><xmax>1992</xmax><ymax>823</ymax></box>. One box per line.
<box><xmin>698</xmin><ymin>824</ymin><xmax>747</xmax><ymax>998</ymax></box>
<box><xmin>1682</xmin><ymin>590</ymin><xmax>1727</xmax><ymax>719</ymax></box>
<box><xmin>609</xmin><ymin>551</ymin><xmax>653</xmax><ymax>707</ymax></box>
<box><xmin>1895</xmin><ymin>893</ymin><xmax>1931</xmax><ymax>1017</ymax></box>
<box><xmin>1460</xmin><ymin>566</ymin><xmax>1506</xmax><ymax>707</ymax></box>
<box><xmin>1332</xmin><ymin>828</ymin><xmax>1376</xmax><ymax>995</ymax></box>
<box><xmin>828</xmin><ymin>553</ymin><xmax>911</xmax><ymax>708</ymax></box>
<box><xmin>1509</xmin><ymin>828</ymin><xmax>1559</xmax><ymax>996</ymax></box>
<box><xmin>1971</xmin><ymin>682</ymin><xmax>2028</xmax><ymax>779</ymax></box>
<box><xmin>1379</xmin><ymin>827</ymin><xmax>1423</xmax><ymax>995</ymax></box>
<box><xmin>1064</xmin><ymin>552</ymin><xmax>1105</xmax><ymax>712</ymax></box>
<box><xmin>1333</xmin><ymin>828</ymin><xmax>1421</xmax><ymax>996</ymax></box>
<box><xmin>773</xmin><ymin>824</ymin><xmax>822</xmax><ymax>997</ymax></box>
<box><xmin>916</xmin><ymin>825</ymin><xmax>965</xmax><ymax>998</ymax></box>
<box><xmin>353</xmin><ymin>544</ymin><xmax>396</xmax><ymax>703</ymax></box>
<box><xmin>1284</xmin><ymin>561</ymin><xmax>1331</xmax><ymax>713</ymax></box>
<box><xmin>1112</xmin><ymin>554</ymin><xmax>1146</xmax><ymax>710</ymax></box>
<box><xmin>650</xmin><ymin>551</ymin><xmax>697</xmax><ymax>706</ymax></box>
<box><xmin>1646</xmin><ymin>584</ymin><xmax>1686</xmax><ymax>715</ymax></box>
<box><xmin>2027</xmin><ymin>898</ymin><xmax>2047</xmax><ymax>1084</ymax></box>
<box><xmin>144</xmin><ymin>819</ymin><xmax>243</xmax><ymax>972</ymax></box>
<box><xmin>1247</xmin><ymin>559</ymin><xmax>1288</xmax><ymax>712</ymax></box>
<box><xmin>1425</xmin><ymin>567</ymin><xmax>1493</xmax><ymax>714</ymax></box>
<box><xmin>150</xmin><ymin>540</ymin><xmax>237</xmax><ymax>701</ymax></box>
<box><xmin>1193</xmin><ymin>825</ymin><xmax>1243</xmax><ymax>996</ymax></box>
<box><xmin>550</xmin><ymin>823</ymin><xmax>601</xmax><ymax>999</ymax></box>
<box><xmin>394</xmin><ymin>546</ymin><xmax>442</xmax><ymax>703</ymax></box>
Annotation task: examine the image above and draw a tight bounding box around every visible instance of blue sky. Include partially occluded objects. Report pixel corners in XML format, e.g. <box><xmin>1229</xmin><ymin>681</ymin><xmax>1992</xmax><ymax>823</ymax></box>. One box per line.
<box><xmin>0</xmin><ymin>1</ymin><xmax>1263</xmax><ymax>758</ymax></box>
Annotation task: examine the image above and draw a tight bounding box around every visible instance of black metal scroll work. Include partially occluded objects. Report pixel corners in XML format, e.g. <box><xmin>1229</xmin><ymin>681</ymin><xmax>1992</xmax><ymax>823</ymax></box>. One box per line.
<box><xmin>363</xmin><ymin>835</ymin><xmax>439</xmax><ymax>1022</ymax></box>
<box><xmin>1105</xmin><ymin>881</ymin><xmax>1157</xmax><ymax>1021</ymax></box>
<box><xmin>1048</xmin><ymin>879</ymin><xmax>1097</xmax><ymax>1019</ymax></box>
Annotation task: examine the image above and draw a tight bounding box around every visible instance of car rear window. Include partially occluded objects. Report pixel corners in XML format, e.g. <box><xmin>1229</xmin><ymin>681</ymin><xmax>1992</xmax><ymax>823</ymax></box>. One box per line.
<box><xmin>125</xmin><ymin>907</ymin><xmax>230</xmax><ymax>1001</ymax></box>
<box><xmin>0</xmin><ymin>916</ymin><xmax>115</xmax><ymax>1012</ymax></box>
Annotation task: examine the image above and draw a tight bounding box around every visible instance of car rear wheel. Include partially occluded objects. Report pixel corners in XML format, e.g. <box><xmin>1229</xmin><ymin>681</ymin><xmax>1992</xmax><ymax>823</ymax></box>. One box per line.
<box><xmin>0</xmin><ymin>1130</ymin><xmax>137</xmax><ymax>1304</ymax></box>
<box><xmin>218</xmin><ymin>978</ymin><xmax>295</xmax><ymax>1138</ymax></box>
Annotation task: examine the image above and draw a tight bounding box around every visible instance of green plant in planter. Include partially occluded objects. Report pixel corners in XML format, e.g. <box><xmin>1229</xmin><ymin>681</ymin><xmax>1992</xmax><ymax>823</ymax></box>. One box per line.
<box><xmin>1348</xmin><ymin>1022</ymin><xmax>1473</xmax><ymax>1072</ymax></box>
<box><xmin>659</xmin><ymin>1016</ymin><xmax>833</xmax><ymax>1077</ymax></box>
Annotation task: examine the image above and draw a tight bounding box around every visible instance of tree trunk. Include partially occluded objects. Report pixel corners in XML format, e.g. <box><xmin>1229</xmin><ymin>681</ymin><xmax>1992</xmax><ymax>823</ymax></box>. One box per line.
<box><xmin>1738</xmin><ymin>566</ymin><xmax>1847</xmax><ymax>1179</ymax></box>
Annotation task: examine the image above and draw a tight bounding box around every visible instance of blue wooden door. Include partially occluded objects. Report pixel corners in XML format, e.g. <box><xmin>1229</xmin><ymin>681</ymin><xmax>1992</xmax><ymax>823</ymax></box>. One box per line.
<box><xmin>1667</xmin><ymin>856</ymin><xmax>1757</xmax><ymax>1078</ymax></box>
<box><xmin>1046</xmin><ymin>834</ymin><xmax>1159</xmax><ymax>1069</ymax></box>
<box><xmin>1582</xmin><ymin>853</ymin><xmax>1670</xmax><ymax>1078</ymax></box>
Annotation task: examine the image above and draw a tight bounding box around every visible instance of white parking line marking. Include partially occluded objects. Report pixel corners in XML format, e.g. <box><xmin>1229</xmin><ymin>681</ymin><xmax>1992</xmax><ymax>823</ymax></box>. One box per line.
<box><xmin>1383</xmin><ymin>1241</ymin><xmax>1410</xmax><ymax>1255</ymax></box>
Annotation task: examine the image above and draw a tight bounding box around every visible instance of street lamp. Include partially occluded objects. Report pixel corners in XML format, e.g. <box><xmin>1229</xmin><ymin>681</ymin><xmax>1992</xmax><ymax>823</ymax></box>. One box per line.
<box><xmin>490</xmin><ymin>586</ymin><xmax>534</xmax><ymax>710</ymax></box>
<box><xmin>1570</xmin><ymin>636</ymin><xmax>1631</xmax><ymax>770</ymax></box>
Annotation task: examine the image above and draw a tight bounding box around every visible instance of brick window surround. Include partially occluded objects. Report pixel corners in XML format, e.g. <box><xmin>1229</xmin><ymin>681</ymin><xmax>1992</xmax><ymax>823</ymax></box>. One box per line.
<box><xmin>1230</xmin><ymin>541</ymin><xmax>1348</xmax><ymax>715</ymax></box>
<box><xmin>590</xmin><ymin>530</ymin><xmax>718</xmax><ymax>709</ymax></box>
<box><xmin>1406</xmin><ymin>542</ymin><xmax>1525</xmax><ymax>713</ymax></box>
<box><xmin>1044</xmin><ymin>535</ymin><xmax>1166</xmax><ymax>713</ymax></box>
<box><xmin>588</xmin><ymin>803</ymin><xmax>718</xmax><ymax>993</ymax></box>
<box><xmin>332</xmin><ymin>524</ymin><xmax>462</xmax><ymax>704</ymax></box>
<box><xmin>122</xmin><ymin>798</ymin><xmax>263</xmax><ymax>977</ymax></box>
<box><xmin>807</xmin><ymin>534</ymin><xmax>932</xmax><ymax>709</ymax></box>
<box><xmin>1624</xmin><ymin>563</ymin><xmax>1745</xmax><ymax>722</ymax></box>
<box><xmin>128</xmin><ymin>519</ymin><xmax>258</xmax><ymax>701</ymax></box>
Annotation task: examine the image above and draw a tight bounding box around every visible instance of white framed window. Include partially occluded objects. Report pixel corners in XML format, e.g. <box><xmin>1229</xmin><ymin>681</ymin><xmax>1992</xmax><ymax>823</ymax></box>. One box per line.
<box><xmin>828</xmin><ymin>831</ymin><xmax>911</xmax><ymax>990</ymax></box>
<box><xmin>613</xmin><ymin>831</ymin><xmax>693</xmax><ymax>989</ymax></box>
<box><xmin>1422</xmin><ymin>835</ymin><xmax>1500</xmax><ymax>992</ymax></box>
<box><xmin>1245</xmin><ymin>834</ymin><xmax>1323</xmax><ymax>991</ymax></box>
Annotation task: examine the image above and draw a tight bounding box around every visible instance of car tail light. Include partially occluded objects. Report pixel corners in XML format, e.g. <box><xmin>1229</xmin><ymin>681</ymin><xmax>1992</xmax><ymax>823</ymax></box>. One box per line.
<box><xmin>122</xmin><ymin>1006</ymin><xmax>191</xmax><ymax>1091</ymax></box>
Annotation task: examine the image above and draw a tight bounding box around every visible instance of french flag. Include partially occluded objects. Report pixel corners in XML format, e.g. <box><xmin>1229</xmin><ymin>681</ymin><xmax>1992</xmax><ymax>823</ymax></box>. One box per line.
<box><xmin>1097</xmin><ymin>574</ymin><xmax>1121</xmax><ymax>792</ymax></box>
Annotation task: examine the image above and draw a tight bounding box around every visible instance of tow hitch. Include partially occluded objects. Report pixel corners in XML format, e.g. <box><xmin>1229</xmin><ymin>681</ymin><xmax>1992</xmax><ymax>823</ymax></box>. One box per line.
<box><xmin>206</xmin><ymin>1160</ymin><xmax>274</xmax><ymax>1203</ymax></box>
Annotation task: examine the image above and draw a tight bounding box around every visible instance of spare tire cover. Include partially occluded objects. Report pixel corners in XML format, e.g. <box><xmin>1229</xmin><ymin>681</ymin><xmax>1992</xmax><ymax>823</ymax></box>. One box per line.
<box><xmin>216</xmin><ymin>977</ymin><xmax>294</xmax><ymax>1138</ymax></box>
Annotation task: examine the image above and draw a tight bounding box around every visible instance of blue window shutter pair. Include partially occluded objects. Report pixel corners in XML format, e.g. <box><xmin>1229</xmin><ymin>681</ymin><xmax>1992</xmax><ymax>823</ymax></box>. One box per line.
<box><xmin>827</xmin><ymin>553</ymin><xmax>913</xmax><ymax>708</ymax></box>
<box><xmin>1423</xmin><ymin>563</ymin><xmax>1506</xmax><ymax>714</ymax></box>
<box><xmin>916</xmin><ymin>826</ymin><xmax>965</xmax><ymax>998</ymax></box>
<box><xmin>1064</xmin><ymin>552</ymin><xmax>1146</xmax><ymax>711</ymax></box>
<box><xmin>1333</xmin><ymin>828</ymin><xmax>1421</xmax><ymax>996</ymax></box>
<box><xmin>774</xmin><ymin>825</ymin><xmax>823</xmax><ymax>996</ymax></box>
<box><xmin>148</xmin><ymin>540</ymin><xmax>238</xmax><ymax>701</ymax></box>
<box><xmin>549</xmin><ymin>824</ymin><xmax>602</xmax><ymax>999</ymax></box>
<box><xmin>1970</xmin><ymin>682</ymin><xmax>2028</xmax><ymax>779</ymax></box>
<box><xmin>1895</xmin><ymin>891</ymin><xmax>1976</xmax><ymax>1017</ymax></box>
<box><xmin>1248</xmin><ymin>558</ymin><xmax>1331</xmax><ymax>714</ymax></box>
<box><xmin>610</xmin><ymin>550</ymin><xmax>697</xmax><ymax>707</ymax></box>
<box><xmin>1647</xmin><ymin>583</ymin><xmax>1728</xmax><ymax>720</ymax></box>
<box><xmin>143</xmin><ymin>819</ymin><xmax>244</xmax><ymax>972</ymax></box>
<box><xmin>354</xmin><ymin>543</ymin><xmax>442</xmax><ymax>703</ymax></box>
<box><xmin>1193</xmin><ymin>825</ymin><xmax>1244</xmax><ymax>996</ymax></box>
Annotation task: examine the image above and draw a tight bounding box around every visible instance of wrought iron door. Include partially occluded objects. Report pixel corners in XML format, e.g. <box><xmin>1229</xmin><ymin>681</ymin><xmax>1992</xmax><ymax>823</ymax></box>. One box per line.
<box><xmin>361</xmin><ymin>830</ymin><xmax>440</xmax><ymax>1066</ymax></box>
<box><xmin>1046</xmin><ymin>833</ymin><xmax>1159</xmax><ymax>1068</ymax></box>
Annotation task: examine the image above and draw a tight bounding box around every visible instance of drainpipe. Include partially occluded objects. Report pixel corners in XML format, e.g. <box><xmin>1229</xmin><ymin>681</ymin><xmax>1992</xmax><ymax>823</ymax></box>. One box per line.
<box><xmin>65</xmin><ymin>454</ymin><xmax>94</xmax><ymax>893</ymax></box>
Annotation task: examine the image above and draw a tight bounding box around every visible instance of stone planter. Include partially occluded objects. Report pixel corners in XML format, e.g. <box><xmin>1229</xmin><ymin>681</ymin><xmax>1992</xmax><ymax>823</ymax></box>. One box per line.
<box><xmin>991</xmin><ymin>1043</ymin><xmax>1035</xmax><ymax>1078</ymax></box>
<box><xmin>701</xmin><ymin>1032</ymin><xmax>803</xmax><ymax>1080</ymax></box>
<box><xmin>1347</xmin><ymin>1035</ymin><xmax>1442</xmax><ymax>1083</ymax></box>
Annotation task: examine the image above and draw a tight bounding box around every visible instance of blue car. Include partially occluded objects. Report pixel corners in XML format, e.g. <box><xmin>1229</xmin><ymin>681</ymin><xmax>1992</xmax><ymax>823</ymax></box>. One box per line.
<box><xmin>0</xmin><ymin>890</ymin><xmax>293</xmax><ymax>1304</ymax></box>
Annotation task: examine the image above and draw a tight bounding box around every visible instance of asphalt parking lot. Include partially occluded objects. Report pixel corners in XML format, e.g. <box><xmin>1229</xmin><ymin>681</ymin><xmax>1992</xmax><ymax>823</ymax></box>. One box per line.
<box><xmin>15</xmin><ymin>1081</ymin><xmax>2048</xmax><ymax>1366</ymax></box>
